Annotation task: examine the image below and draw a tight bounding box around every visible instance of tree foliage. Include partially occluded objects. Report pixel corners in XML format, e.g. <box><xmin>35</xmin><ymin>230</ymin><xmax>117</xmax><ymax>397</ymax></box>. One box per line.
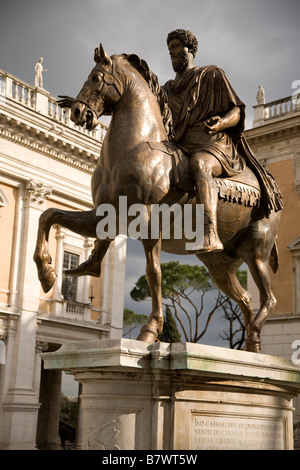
<box><xmin>218</xmin><ymin>269</ymin><xmax>247</xmax><ymax>350</ymax></box>
<box><xmin>123</xmin><ymin>307</ymin><xmax>148</xmax><ymax>338</ymax></box>
<box><xmin>60</xmin><ymin>393</ymin><xmax>78</xmax><ymax>427</ymax></box>
<box><xmin>158</xmin><ymin>305</ymin><xmax>182</xmax><ymax>343</ymax></box>
<box><xmin>131</xmin><ymin>261</ymin><xmax>226</xmax><ymax>343</ymax></box>
<box><xmin>130</xmin><ymin>260</ymin><xmax>247</xmax><ymax>347</ymax></box>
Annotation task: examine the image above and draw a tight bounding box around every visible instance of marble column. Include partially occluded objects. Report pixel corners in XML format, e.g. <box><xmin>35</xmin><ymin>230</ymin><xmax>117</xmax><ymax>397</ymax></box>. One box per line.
<box><xmin>36</xmin><ymin>365</ymin><xmax>62</xmax><ymax>450</ymax></box>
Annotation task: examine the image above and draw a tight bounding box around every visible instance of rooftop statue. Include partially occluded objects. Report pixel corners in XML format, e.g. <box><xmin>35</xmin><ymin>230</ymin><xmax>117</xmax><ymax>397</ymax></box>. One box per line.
<box><xmin>34</xmin><ymin>57</ymin><xmax>47</xmax><ymax>89</ymax></box>
<box><xmin>34</xmin><ymin>30</ymin><xmax>283</xmax><ymax>352</ymax></box>
<box><xmin>256</xmin><ymin>84</ymin><xmax>265</xmax><ymax>105</ymax></box>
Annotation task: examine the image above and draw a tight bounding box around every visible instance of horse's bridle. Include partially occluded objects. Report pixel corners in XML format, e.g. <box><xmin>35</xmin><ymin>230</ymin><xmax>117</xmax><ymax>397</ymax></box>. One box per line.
<box><xmin>76</xmin><ymin>62</ymin><xmax>123</xmax><ymax>115</ymax></box>
<box><xmin>97</xmin><ymin>63</ymin><xmax>123</xmax><ymax>96</ymax></box>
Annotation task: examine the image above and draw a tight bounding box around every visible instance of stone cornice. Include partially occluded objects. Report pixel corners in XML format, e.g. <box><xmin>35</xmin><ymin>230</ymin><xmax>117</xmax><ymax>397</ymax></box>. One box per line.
<box><xmin>245</xmin><ymin>113</ymin><xmax>300</xmax><ymax>145</ymax></box>
<box><xmin>0</xmin><ymin>70</ymin><xmax>108</xmax><ymax>175</ymax></box>
<box><xmin>0</xmin><ymin>111</ymin><xmax>98</xmax><ymax>174</ymax></box>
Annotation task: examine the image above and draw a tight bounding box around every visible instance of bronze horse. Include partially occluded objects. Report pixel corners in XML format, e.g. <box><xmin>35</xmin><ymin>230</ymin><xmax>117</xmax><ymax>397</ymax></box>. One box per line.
<box><xmin>33</xmin><ymin>45</ymin><xmax>281</xmax><ymax>352</ymax></box>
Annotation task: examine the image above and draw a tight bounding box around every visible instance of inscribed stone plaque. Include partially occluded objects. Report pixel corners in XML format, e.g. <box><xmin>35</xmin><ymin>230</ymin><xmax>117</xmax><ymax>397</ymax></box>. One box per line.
<box><xmin>192</xmin><ymin>414</ymin><xmax>285</xmax><ymax>450</ymax></box>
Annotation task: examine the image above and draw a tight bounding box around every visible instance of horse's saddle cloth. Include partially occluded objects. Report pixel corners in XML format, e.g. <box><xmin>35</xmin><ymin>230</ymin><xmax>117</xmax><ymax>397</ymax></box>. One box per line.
<box><xmin>147</xmin><ymin>140</ymin><xmax>261</xmax><ymax>208</ymax></box>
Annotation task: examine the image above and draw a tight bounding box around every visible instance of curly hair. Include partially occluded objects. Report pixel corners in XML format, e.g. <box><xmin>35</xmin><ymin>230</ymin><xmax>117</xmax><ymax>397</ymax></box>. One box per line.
<box><xmin>166</xmin><ymin>29</ymin><xmax>198</xmax><ymax>57</ymax></box>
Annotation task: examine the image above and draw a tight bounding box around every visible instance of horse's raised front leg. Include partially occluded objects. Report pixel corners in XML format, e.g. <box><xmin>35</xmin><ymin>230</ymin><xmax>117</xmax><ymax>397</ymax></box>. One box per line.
<box><xmin>136</xmin><ymin>237</ymin><xmax>164</xmax><ymax>343</ymax></box>
<box><xmin>66</xmin><ymin>238</ymin><xmax>111</xmax><ymax>277</ymax></box>
<box><xmin>33</xmin><ymin>208</ymin><xmax>97</xmax><ymax>293</ymax></box>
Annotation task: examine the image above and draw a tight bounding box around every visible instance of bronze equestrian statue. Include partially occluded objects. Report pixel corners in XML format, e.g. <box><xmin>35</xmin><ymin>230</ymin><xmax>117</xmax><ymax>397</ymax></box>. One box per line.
<box><xmin>33</xmin><ymin>30</ymin><xmax>283</xmax><ymax>352</ymax></box>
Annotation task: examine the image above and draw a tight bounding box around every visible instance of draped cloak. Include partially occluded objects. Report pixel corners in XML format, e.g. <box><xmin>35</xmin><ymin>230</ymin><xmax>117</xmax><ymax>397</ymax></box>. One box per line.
<box><xmin>162</xmin><ymin>65</ymin><xmax>283</xmax><ymax>216</ymax></box>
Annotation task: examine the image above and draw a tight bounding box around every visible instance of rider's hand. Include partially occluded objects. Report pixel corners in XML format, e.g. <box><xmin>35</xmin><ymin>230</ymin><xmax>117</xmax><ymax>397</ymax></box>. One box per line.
<box><xmin>202</xmin><ymin>116</ymin><xmax>223</xmax><ymax>135</ymax></box>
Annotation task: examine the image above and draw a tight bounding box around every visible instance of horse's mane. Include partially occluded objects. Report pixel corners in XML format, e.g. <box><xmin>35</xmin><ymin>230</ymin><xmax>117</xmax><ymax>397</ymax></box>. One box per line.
<box><xmin>123</xmin><ymin>54</ymin><xmax>174</xmax><ymax>140</ymax></box>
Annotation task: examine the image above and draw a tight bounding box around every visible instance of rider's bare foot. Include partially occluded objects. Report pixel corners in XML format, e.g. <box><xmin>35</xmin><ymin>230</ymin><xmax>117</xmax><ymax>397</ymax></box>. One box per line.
<box><xmin>193</xmin><ymin>232</ymin><xmax>223</xmax><ymax>254</ymax></box>
<box><xmin>39</xmin><ymin>266</ymin><xmax>57</xmax><ymax>293</ymax></box>
<box><xmin>199</xmin><ymin>240</ymin><xmax>223</xmax><ymax>253</ymax></box>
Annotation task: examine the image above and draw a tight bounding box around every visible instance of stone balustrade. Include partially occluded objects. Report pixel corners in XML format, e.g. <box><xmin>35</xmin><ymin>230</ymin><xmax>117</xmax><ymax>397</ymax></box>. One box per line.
<box><xmin>264</xmin><ymin>95</ymin><xmax>299</xmax><ymax>120</ymax></box>
<box><xmin>0</xmin><ymin>71</ymin><xmax>34</xmax><ymax>108</ymax></box>
<box><xmin>0</xmin><ymin>68</ymin><xmax>107</xmax><ymax>142</ymax></box>
<box><xmin>65</xmin><ymin>300</ymin><xmax>86</xmax><ymax>317</ymax></box>
<box><xmin>253</xmin><ymin>93</ymin><xmax>300</xmax><ymax>127</ymax></box>
<box><xmin>47</xmin><ymin>299</ymin><xmax>92</xmax><ymax>323</ymax></box>
<box><xmin>64</xmin><ymin>302</ymin><xmax>110</xmax><ymax>328</ymax></box>
<box><xmin>38</xmin><ymin>299</ymin><xmax>110</xmax><ymax>330</ymax></box>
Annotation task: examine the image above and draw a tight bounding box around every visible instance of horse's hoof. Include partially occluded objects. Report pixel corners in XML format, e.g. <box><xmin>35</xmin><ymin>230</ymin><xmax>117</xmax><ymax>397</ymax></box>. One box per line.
<box><xmin>136</xmin><ymin>317</ymin><xmax>164</xmax><ymax>343</ymax></box>
<box><xmin>136</xmin><ymin>326</ymin><xmax>158</xmax><ymax>343</ymax></box>
<box><xmin>39</xmin><ymin>268</ymin><xmax>57</xmax><ymax>293</ymax></box>
<box><xmin>245</xmin><ymin>340</ymin><xmax>261</xmax><ymax>353</ymax></box>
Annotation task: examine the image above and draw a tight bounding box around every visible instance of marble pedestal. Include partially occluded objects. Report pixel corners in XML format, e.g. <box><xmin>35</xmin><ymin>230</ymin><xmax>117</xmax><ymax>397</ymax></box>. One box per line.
<box><xmin>41</xmin><ymin>339</ymin><xmax>300</xmax><ymax>450</ymax></box>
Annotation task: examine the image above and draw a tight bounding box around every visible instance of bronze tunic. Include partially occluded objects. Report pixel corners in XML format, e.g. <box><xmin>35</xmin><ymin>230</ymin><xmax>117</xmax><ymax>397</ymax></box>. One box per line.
<box><xmin>162</xmin><ymin>65</ymin><xmax>283</xmax><ymax>215</ymax></box>
<box><xmin>162</xmin><ymin>65</ymin><xmax>246</xmax><ymax>176</ymax></box>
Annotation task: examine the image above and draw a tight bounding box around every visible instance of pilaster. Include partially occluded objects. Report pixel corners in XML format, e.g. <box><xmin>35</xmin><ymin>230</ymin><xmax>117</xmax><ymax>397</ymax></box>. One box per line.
<box><xmin>34</xmin><ymin>87</ymin><xmax>51</xmax><ymax>115</ymax></box>
<box><xmin>287</xmin><ymin>236</ymin><xmax>300</xmax><ymax>316</ymax></box>
<box><xmin>52</xmin><ymin>226</ymin><xmax>65</xmax><ymax>302</ymax></box>
<box><xmin>99</xmin><ymin>236</ymin><xmax>127</xmax><ymax>337</ymax></box>
<box><xmin>0</xmin><ymin>179</ymin><xmax>52</xmax><ymax>449</ymax></box>
<box><xmin>36</xmin><ymin>355</ymin><xmax>62</xmax><ymax>450</ymax></box>
<box><xmin>294</xmin><ymin>153</ymin><xmax>300</xmax><ymax>197</ymax></box>
<box><xmin>20</xmin><ymin>179</ymin><xmax>52</xmax><ymax>310</ymax></box>
<box><xmin>253</xmin><ymin>103</ymin><xmax>265</xmax><ymax>127</ymax></box>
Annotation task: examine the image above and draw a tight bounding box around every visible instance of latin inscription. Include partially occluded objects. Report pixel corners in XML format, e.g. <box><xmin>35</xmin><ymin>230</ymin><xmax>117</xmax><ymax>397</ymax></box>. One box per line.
<box><xmin>192</xmin><ymin>415</ymin><xmax>284</xmax><ymax>450</ymax></box>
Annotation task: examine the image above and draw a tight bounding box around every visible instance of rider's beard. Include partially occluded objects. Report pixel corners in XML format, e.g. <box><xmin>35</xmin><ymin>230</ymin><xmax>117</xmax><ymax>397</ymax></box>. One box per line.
<box><xmin>171</xmin><ymin>50</ymin><xmax>190</xmax><ymax>73</ymax></box>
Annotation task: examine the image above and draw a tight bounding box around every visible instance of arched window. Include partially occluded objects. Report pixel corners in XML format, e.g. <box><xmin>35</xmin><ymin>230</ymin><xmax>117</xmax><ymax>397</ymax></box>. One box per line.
<box><xmin>287</xmin><ymin>236</ymin><xmax>300</xmax><ymax>315</ymax></box>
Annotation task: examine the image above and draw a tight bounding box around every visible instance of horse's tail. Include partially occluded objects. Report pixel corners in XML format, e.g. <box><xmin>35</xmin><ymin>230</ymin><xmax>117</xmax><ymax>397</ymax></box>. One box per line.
<box><xmin>269</xmin><ymin>242</ymin><xmax>279</xmax><ymax>273</ymax></box>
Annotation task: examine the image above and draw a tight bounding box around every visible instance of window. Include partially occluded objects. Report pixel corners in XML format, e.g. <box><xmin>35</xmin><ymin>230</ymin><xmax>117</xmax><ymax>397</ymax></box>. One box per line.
<box><xmin>61</xmin><ymin>251</ymin><xmax>80</xmax><ymax>302</ymax></box>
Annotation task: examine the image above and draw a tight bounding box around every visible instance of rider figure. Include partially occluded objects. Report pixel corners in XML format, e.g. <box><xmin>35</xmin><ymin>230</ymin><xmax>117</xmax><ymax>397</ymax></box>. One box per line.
<box><xmin>163</xmin><ymin>29</ymin><xmax>283</xmax><ymax>253</ymax></box>
<box><xmin>68</xmin><ymin>32</ymin><xmax>283</xmax><ymax>276</ymax></box>
<box><xmin>162</xmin><ymin>29</ymin><xmax>247</xmax><ymax>253</ymax></box>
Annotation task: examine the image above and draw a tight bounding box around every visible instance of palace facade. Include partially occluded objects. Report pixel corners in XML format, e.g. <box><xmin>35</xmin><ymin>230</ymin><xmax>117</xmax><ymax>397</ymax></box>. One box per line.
<box><xmin>0</xmin><ymin>68</ymin><xmax>126</xmax><ymax>449</ymax></box>
<box><xmin>245</xmin><ymin>88</ymin><xmax>300</xmax><ymax>428</ymax></box>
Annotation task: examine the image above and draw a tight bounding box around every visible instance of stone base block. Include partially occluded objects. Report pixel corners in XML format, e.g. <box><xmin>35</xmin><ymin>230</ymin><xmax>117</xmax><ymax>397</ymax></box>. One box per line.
<box><xmin>42</xmin><ymin>339</ymin><xmax>300</xmax><ymax>450</ymax></box>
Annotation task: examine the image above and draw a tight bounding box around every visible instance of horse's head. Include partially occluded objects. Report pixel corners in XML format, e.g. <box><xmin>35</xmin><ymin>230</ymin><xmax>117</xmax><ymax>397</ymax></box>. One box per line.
<box><xmin>59</xmin><ymin>44</ymin><xmax>174</xmax><ymax>138</ymax></box>
<box><xmin>59</xmin><ymin>44</ymin><xmax>123</xmax><ymax>131</ymax></box>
